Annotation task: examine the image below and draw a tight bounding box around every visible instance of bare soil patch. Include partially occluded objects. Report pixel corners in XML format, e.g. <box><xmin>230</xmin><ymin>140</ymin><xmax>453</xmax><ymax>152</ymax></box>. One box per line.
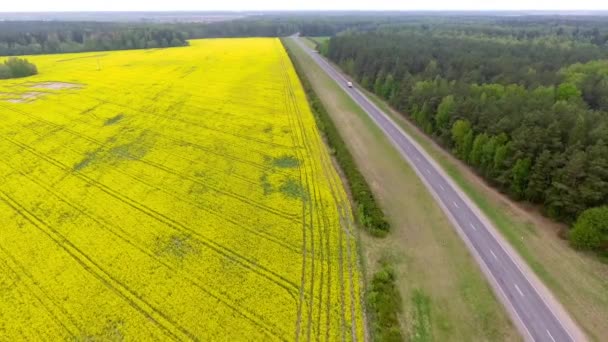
<box><xmin>5</xmin><ymin>92</ymin><xmax>45</xmax><ymax>103</ymax></box>
<box><xmin>30</xmin><ymin>82</ymin><xmax>82</xmax><ymax>90</ymax></box>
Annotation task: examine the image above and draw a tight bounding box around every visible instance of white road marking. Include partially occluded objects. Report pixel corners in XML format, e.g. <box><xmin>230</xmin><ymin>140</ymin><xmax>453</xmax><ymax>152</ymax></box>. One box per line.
<box><xmin>425</xmin><ymin>169</ymin><xmax>432</xmax><ymax>175</ymax></box>
<box><xmin>490</xmin><ymin>249</ymin><xmax>498</xmax><ymax>260</ymax></box>
<box><xmin>514</xmin><ymin>284</ymin><xmax>525</xmax><ymax>297</ymax></box>
<box><xmin>415</xmin><ymin>156</ymin><xmax>420</xmax><ymax>161</ymax></box>
<box><xmin>546</xmin><ymin>329</ymin><xmax>556</xmax><ymax>342</ymax></box>
<box><xmin>469</xmin><ymin>223</ymin><xmax>477</xmax><ymax>231</ymax></box>
<box><xmin>453</xmin><ymin>201</ymin><xmax>460</xmax><ymax>209</ymax></box>
<box><xmin>439</xmin><ymin>184</ymin><xmax>445</xmax><ymax>191</ymax></box>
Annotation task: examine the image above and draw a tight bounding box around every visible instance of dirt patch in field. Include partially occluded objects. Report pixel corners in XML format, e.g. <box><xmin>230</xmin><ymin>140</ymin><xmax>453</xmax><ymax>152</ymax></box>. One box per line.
<box><xmin>30</xmin><ymin>82</ymin><xmax>83</xmax><ymax>90</ymax></box>
<box><xmin>4</xmin><ymin>92</ymin><xmax>46</xmax><ymax>103</ymax></box>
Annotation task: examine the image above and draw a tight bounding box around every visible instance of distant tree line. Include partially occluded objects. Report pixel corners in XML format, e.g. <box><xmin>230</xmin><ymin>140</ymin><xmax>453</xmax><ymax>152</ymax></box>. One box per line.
<box><xmin>178</xmin><ymin>14</ymin><xmax>420</xmax><ymax>38</ymax></box>
<box><xmin>0</xmin><ymin>57</ymin><xmax>37</xmax><ymax>79</ymax></box>
<box><xmin>0</xmin><ymin>22</ymin><xmax>188</xmax><ymax>55</ymax></box>
<box><xmin>0</xmin><ymin>15</ymin><xmax>409</xmax><ymax>56</ymax></box>
<box><xmin>3</xmin><ymin>14</ymin><xmax>608</xmax><ymax>56</ymax></box>
<box><xmin>0</xmin><ymin>17</ymin><xmax>382</xmax><ymax>55</ymax></box>
<box><xmin>186</xmin><ymin>13</ymin><xmax>608</xmax><ymax>43</ymax></box>
<box><xmin>323</xmin><ymin>18</ymin><xmax>608</xmax><ymax>252</ymax></box>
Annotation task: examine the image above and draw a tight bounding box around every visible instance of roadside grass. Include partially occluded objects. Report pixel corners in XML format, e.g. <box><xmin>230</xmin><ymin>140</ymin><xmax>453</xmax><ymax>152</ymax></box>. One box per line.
<box><xmin>367</xmin><ymin>262</ymin><xmax>405</xmax><ymax>342</ymax></box>
<box><xmin>301</xmin><ymin>37</ymin><xmax>317</xmax><ymax>49</ymax></box>
<box><xmin>360</xmin><ymin>77</ymin><xmax>608</xmax><ymax>341</ymax></box>
<box><xmin>286</xmin><ymin>41</ymin><xmax>389</xmax><ymax>237</ymax></box>
<box><xmin>364</xmin><ymin>89</ymin><xmax>558</xmax><ymax>287</ymax></box>
<box><xmin>284</xmin><ymin>37</ymin><xmax>519</xmax><ymax>341</ymax></box>
<box><xmin>308</xmin><ymin>36</ymin><xmax>331</xmax><ymax>44</ymax></box>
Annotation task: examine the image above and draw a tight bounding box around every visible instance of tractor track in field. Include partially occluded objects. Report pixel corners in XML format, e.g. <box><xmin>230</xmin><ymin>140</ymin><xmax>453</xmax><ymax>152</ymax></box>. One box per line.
<box><xmin>278</xmin><ymin>40</ymin><xmax>362</xmax><ymax>341</ymax></box>
<box><xmin>0</xmin><ymin>39</ymin><xmax>364</xmax><ymax>340</ymax></box>
<box><xmin>282</xmin><ymin>61</ymin><xmax>318</xmax><ymax>342</ymax></box>
<box><xmin>313</xmin><ymin>98</ymin><xmax>362</xmax><ymax>342</ymax></box>
<box><xmin>275</xmin><ymin>41</ymin><xmax>323</xmax><ymax>342</ymax></box>
<box><xmin>49</xmin><ymin>73</ymin><xmax>297</xmax><ymax>164</ymax></box>
<box><xmin>0</xmin><ymin>103</ymin><xmax>300</xmax><ymax>222</ymax></box>
<box><xmin>41</xmin><ymin>96</ymin><xmax>295</xmax><ymax>179</ymax></box>
<box><xmin>3</xmin><ymin>122</ymin><xmax>302</xmax><ymax>253</ymax></box>
<box><xmin>282</xmin><ymin>40</ymin><xmax>364</xmax><ymax>341</ymax></box>
<box><xmin>283</xmin><ymin>61</ymin><xmax>321</xmax><ymax>342</ymax></box>
<box><xmin>66</xmin><ymin>68</ymin><xmax>286</xmax><ymax>113</ymax></box>
<box><xmin>279</xmin><ymin>45</ymin><xmax>334</xmax><ymax>342</ymax></box>
<box><xmin>77</xmin><ymin>93</ymin><xmax>294</xmax><ymax>159</ymax></box>
<box><xmin>1</xmin><ymin>140</ymin><xmax>301</xmax><ymax>254</ymax></box>
<box><xmin>0</xmin><ymin>135</ymin><xmax>300</xmax><ymax>297</ymax></box>
<box><xmin>84</xmin><ymin>85</ymin><xmax>285</xmax><ymax>129</ymax></box>
<box><xmin>0</xmin><ymin>246</ymin><xmax>82</xmax><ymax>338</ymax></box>
<box><xmin>0</xmin><ymin>161</ymin><xmax>290</xmax><ymax>339</ymax></box>
<box><xmin>0</xmin><ymin>190</ymin><xmax>196</xmax><ymax>341</ymax></box>
<box><xmin>84</xmin><ymin>92</ymin><xmax>294</xmax><ymax>150</ymax></box>
<box><xmin>281</xmin><ymin>56</ymin><xmax>311</xmax><ymax>342</ymax></box>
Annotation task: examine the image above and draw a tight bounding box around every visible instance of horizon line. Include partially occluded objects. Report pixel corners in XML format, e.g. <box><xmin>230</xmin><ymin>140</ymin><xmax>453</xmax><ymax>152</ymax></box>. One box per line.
<box><xmin>2</xmin><ymin>9</ymin><xmax>608</xmax><ymax>13</ymax></box>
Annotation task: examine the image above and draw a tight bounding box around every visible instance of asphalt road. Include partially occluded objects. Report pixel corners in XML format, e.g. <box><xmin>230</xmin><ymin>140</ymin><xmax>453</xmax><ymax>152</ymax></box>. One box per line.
<box><xmin>291</xmin><ymin>36</ymin><xmax>584</xmax><ymax>342</ymax></box>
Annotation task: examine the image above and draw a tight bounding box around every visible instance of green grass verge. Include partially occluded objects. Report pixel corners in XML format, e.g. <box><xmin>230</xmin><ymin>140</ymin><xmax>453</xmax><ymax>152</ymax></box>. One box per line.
<box><xmin>306</xmin><ymin>36</ymin><xmax>330</xmax><ymax>45</ymax></box>
<box><xmin>367</xmin><ymin>263</ymin><xmax>404</xmax><ymax>342</ymax></box>
<box><xmin>283</xmin><ymin>38</ymin><xmax>390</xmax><ymax>237</ymax></box>
<box><xmin>361</xmin><ymin>88</ymin><xmax>563</xmax><ymax>292</ymax></box>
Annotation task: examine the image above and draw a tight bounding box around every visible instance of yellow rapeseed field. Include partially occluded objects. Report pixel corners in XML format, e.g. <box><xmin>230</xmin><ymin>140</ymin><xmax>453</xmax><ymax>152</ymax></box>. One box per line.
<box><xmin>0</xmin><ymin>38</ymin><xmax>365</xmax><ymax>341</ymax></box>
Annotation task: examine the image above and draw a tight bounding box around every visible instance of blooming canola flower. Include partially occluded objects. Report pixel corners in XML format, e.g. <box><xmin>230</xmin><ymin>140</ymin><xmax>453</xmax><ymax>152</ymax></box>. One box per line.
<box><xmin>0</xmin><ymin>38</ymin><xmax>364</xmax><ymax>341</ymax></box>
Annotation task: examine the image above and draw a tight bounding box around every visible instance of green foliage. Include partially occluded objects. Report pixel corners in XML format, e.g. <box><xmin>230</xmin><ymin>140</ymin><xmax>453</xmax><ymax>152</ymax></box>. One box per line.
<box><xmin>0</xmin><ymin>22</ymin><xmax>188</xmax><ymax>56</ymax></box>
<box><xmin>510</xmin><ymin>157</ymin><xmax>532</xmax><ymax>199</ymax></box>
<box><xmin>284</xmin><ymin>40</ymin><xmax>390</xmax><ymax>237</ymax></box>
<box><xmin>0</xmin><ymin>65</ymin><xmax>11</xmax><ymax>79</ymax></box>
<box><xmin>469</xmin><ymin>133</ymin><xmax>490</xmax><ymax>167</ymax></box>
<box><xmin>367</xmin><ymin>263</ymin><xmax>404</xmax><ymax>342</ymax></box>
<box><xmin>556</xmin><ymin>82</ymin><xmax>581</xmax><ymax>102</ymax></box>
<box><xmin>435</xmin><ymin>95</ymin><xmax>455</xmax><ymax>132</ymax></box>
<box><xmin>411</xmin><ymin>289</ymin><xmax>432</xmax><ymax>341</ymax></box>
<box><xmin>561</xmin><ymin>60</ymin><xmax>608</xmax><ymax>110</ymax></box>
<box><xmin>0</xmin><ymin>57</ymin><xmax>37</xmax><ymax>79</ymax></box>
<box><xmin>103</xmin><ymin>114</ymin><xmax>124</xmax><ymax>126</ymax></box>
<box><xmin>451</xmin><ymin>120</ymin><xmax>472</xmax><ymax>159</ymax></box>
<box><xmin>569</xmin><ymin>206</ymin><xmax>608</xmax><ymax>251</ymax></box>
<box><xmin>325</xmin><ymin>19</ymin><xmax>608</xmax><ymax>226</ymax></box>
<box><xmin>272</xmin><ymin>155</ymin><xmax>300</xmax><ymax>168</ymax></box>
<box><xmin>280</xmin><ymin>178</ymin><xmax>307</xmax><ymax>200</ymax></box>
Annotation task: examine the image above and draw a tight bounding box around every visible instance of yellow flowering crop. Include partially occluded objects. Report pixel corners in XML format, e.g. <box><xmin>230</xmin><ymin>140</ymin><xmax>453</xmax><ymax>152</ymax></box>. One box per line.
<box><xmin>0</xmin><ymin>38</ymin><xmax>365</xmax><ymax>341</ymax></box>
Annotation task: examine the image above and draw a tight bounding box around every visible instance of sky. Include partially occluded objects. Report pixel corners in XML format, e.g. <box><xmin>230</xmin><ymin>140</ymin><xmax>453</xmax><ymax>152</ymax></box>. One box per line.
<box><xmin>1</xmin><ymin>0</ymin><xmax>607</xmax><ymax>12</ymax></box>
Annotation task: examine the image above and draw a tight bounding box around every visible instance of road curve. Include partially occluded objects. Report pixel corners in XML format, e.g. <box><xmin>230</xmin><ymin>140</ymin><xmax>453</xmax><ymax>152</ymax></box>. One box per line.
<box><xmin>290</xmin><ymin>36</ymin><xmax>586</xmax><ymax>342</ymax></box>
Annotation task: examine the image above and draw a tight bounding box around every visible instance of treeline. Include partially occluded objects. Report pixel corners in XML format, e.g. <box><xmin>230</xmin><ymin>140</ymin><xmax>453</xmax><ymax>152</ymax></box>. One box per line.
<box><xmin>0</xmin><ymin>22</ymin><xmax>188</xmax><ymax>55</ymax></box>
<box><xmin>4</xmin><ymin>14</ymin><xmax>608</xmax><ymax>56</ymax></box>
<box><xmin>284</xmin><ymin>38</ymin><xmax>390</xmax><ymax>237</ymax></box>
<box><xmin>180</xmin><ymin>14</ymin><xmax>420</xmax><ymax>38</ymax></box>
<box><xmin>0</xmin><ymin>14</ymin><xmax>413</xmax><ymax>56</ymax></box>
<box><xmin>0</xmin><ymin>16</ymin><xmax>394</xmax><ymax>55</ymax></box>
<box><xmin>0</xmin><ymin>57</ymin><xmax>37</xmax><ymax>79</ymax></box>
<box><xmin>324</xmin><ymin>19</ymin><xmax>608</xmax><ymax>248</ymax></box>
<box><xmin>199</xmin><ymin>13</ymin><xmax>608</xmax><ymax>43</ymax></box>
